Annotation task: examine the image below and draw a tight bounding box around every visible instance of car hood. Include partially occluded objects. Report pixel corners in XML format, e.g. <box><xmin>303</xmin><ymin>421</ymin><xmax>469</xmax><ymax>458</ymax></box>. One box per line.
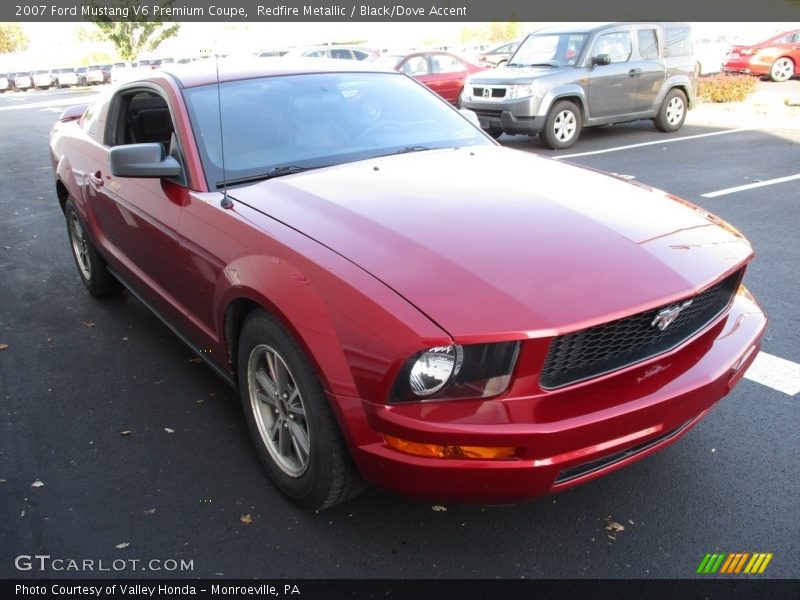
<box><xmin>467</xmin><ymin>65</ymin><xmax>568</xmax><ymax>84</ymax></box>
<box><xmin>230</xmin><ymin>147</ymin><xmax>752</xmax><ymax>340</ymax></box>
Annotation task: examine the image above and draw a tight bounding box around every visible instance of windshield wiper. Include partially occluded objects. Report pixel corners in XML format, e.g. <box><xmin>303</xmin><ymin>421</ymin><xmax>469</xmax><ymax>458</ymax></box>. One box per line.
<box><xmin>527</xmin><ymin>62</ymin><xmax>559</xmax><ymax>67</ymax></box>
<box><xmin>395</xmin><ymin>146</ymin><xmax>431</xmax><ymax>154</ymax></box>
<box><xmin>216</xmin><ymin>165</ymin><xmax>315</xmax><ymax>188</ymax></box>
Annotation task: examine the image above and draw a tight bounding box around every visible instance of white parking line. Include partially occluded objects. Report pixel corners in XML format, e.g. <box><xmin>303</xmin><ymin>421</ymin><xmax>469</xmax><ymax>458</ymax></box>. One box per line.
<box><xmin>744</xmin><ymin>351</ymin><xmax>800</xmax><ymax>396</ymax></box>
<box><xmin>701</xmin><ymin>174</ymin><xmax>800</xmax><ymax>198</ymax></box>
<box><xmin>553</xmin><ymin>128</ymin><xmax>750</xmax><ymax>160</ymax></box>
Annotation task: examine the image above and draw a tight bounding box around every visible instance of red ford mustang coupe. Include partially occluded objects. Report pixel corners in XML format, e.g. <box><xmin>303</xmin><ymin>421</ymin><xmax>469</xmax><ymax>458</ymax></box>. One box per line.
<box><xmin>49</xmin><ymin>60</ymin><xmax>766</xmax><ymax>509</ymax></box>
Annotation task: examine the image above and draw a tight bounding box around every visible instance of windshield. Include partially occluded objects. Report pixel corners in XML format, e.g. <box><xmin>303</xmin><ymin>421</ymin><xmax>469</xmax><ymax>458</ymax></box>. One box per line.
<box><xmin>183</xmin><ymin>71</ymin><xmax>491</xmax><ymax>189</ymax></box>
<box><xmin>509</xmin><ymin>32</ymin><xmax>588</xmax><ymax>67</ymax></box>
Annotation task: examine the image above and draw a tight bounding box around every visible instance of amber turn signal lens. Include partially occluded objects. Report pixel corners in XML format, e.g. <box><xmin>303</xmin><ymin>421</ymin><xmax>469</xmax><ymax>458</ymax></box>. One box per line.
<box><xmin>383</xmin><ymin>434</ymin><xmax>516</xmax><ymax>460</ymax></box>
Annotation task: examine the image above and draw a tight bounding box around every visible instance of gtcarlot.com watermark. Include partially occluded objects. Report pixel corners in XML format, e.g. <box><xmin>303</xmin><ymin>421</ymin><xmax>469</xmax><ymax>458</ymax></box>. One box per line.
<box><xmin>14</xmin><ymin>554</ymin><xmax>194</xmax><ymax>573</ymax></box>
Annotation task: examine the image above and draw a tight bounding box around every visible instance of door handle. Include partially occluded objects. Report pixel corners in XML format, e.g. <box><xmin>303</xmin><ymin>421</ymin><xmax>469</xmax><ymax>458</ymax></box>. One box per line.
<box><xmin>628</xmin><ymin>68</ymin><xmax>642</xmax><ymax>78</ymax></box>
<box><xmin>89</xmin><ymin>171</ymin><xmax>104</xmax><ymax>187</ymax></box>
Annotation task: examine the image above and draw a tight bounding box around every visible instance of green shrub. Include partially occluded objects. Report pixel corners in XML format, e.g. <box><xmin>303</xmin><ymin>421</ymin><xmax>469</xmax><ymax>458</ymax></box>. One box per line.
<box><xmin>697</xmin><ymin>74</ymin><xmax>758</xmax><ymax>103</ymax></box>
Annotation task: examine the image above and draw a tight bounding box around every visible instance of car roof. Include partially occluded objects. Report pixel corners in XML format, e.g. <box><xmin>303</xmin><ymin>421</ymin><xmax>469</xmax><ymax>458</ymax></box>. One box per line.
<box><xmin>159</xmin><ymin>57</ymin><xmax>397</xmax><ymax>88</ymax></box>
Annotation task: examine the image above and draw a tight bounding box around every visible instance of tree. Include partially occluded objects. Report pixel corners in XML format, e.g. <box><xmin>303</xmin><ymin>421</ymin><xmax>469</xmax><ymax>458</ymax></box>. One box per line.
<box><xmin>0</xmin><ymin>23</ymin><xmax>29</xmax><ymax>54</ymax></box>
<box><xmin>84</xmin><ymin>0</ymin><xmax>180</xmax><ymax>61</ymax></box>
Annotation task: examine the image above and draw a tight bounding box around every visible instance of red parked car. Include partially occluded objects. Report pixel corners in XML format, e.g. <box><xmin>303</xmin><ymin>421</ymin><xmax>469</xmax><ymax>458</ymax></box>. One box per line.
<box><xmin>376</xmin><ymin>50</ymin><xmax>486</xmax><ymax>105</ymax></box>
<box><xmin>49</xmin><ymin>61</ymin><xmax>765</xmax><ymax>509</ymax></box>
<box><xmin>722</xmin><ymin>29</ymin><xmax>800</xmax><ymax>81</ymax></box>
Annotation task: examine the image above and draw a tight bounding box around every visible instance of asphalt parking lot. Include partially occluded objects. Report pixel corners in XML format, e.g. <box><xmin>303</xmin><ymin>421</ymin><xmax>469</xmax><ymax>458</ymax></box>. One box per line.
<box><xmin>1</xmin><ymin>83</ymin><xmax>798</xmax><ymax>580</ymax></box>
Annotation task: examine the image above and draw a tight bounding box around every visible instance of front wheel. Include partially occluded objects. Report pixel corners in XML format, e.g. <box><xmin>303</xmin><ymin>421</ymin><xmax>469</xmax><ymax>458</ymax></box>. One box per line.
<box><xmin>654</xmin><ymin>88</ymin><xmax>687</xmax><ymax>133</ymax></box>
<box><xmin>541</xmin><ymin>100</ymin><xmax>582</xmax><ymax>149</ymax></box>
<box><xmin>769</xmin><ymin>57</ymin><xmax>794</xmax><ymax>82</ymax></box>
<box><xmin>238</xmin><ymin>310</ymin><xmax>365</xmax><ymax>509</ymax></box>
<box><xmin>64</xmin><ymin>198</ymin><xmax>122</xmax><ymax>297</ymax></box>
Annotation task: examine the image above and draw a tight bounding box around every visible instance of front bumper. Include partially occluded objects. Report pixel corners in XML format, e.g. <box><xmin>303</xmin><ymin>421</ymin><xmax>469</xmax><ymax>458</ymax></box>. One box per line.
<box><xmin>463</xmin><ymin>96</ymin><xmax>544</xmax><ymax>135</ymax></box>
<box><xmin>338</xmin><ymin>290</ymin><xmax>766</xmax><ymax>503</ymax></box>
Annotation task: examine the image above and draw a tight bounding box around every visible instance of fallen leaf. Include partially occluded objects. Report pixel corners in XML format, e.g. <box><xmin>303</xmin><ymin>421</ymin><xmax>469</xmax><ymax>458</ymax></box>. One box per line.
<box><xmin>0</xmin><ymin>479</ymin><xmax>7</xmax><ymax>484</ymax></box>
<box><xmin>628</xmin><ymin>520</ymin><xmax>634</xmax><ymax>525</ymax></box>
<box><xmin>188</xmin><ymin>357</ymin><xmax>203</xmax><ymax>364</ymax></box>
<box><xmin>120</xmin><ymin>430</ymin><xmax>131</xmax><ymax>436</ymax></box>
<box><xmin>115</xmin><ymin>542</ymin><xmax>130</xmax><ymax>549</ymax></box>
<box><xmin>196</xmin><ymin>399</ymin><xmax>204</xmax><ymax>404</ymax></box>
<box><xmin>606</xmin><ymin>534</ymin><xmax>617</xmax><ymax>541</ymax></box>
<box><xmin>46</xmin><ymin>338</ymin><xmax>54</xmax><ymax>343</ymax></box>
<box><xmin>240</xmin><ymin>514</ymin><xmax>253</xmax><ymax>524</ymax></box>
<box><xmin>605</xmin><ymin>521</ymin><xmax>625</xmax><ymax>533</ymax></box>
<box><xmin>82</xmin><ymin>321</ymin><xmax>95</xmax><ymax>328</ymax></box>
<box><xmin>31</xmin><ymin>480</ymin><xmax>44</xmax><ymax>488</ymax></box>
<box><xmin>0</xmin><ymin>343</ymin><xmax>9</xmax><ymax>350</ymax></box>
<box><xmin>122</xmin><ymin>337</ymin><xmax>129</xmax><ymax>341</ymax></box>
<box><xmin>21</xmin><ymin>510</ymin><xmax>26</xmax><ymax>517</ymax></box>
<box><xmin>164</xmin><ymin>428</ymin><xmax>175</xmax><ymax>434</ymax></box>
<box><xmin>432</xmin><ymin>505</ymin><xmax>447</xmax><ymax>512</ymax></box>
<box><xmin>143</xmin><ymin>508</ymin><xmax>156</xmax><ymax>515</ymax></box>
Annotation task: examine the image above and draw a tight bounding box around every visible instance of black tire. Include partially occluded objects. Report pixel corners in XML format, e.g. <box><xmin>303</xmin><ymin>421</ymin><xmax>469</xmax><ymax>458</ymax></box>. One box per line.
<box><xmin>64</xmin><ymin>198</ymin><xmax>122</xmax><ymax>297</ymax></box>
<box><xmin>486</xmin><ymin>127</ymin><xmax>503</xmax><ymax>139</ymax></box>
<box><xmin>654</xmin><ymin>88</ymin><xmax>687</xmax><ymax>133</ymax></box>
<box><xmin>237</xmin><ymin>310</ymin><xmax>365</xmax><ymax>510</ymax></box>
<box><xmin>541</xmin><ymin>100</ymin><xmax>582</xmax><ymax>149</ymax></box>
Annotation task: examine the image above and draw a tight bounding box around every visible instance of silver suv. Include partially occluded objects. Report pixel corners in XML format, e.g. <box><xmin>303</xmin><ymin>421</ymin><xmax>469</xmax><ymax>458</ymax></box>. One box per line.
<box><xmin>462</xmin><ymin>22</ymin><xmax>697</xmax><ymax>149</ymax></box>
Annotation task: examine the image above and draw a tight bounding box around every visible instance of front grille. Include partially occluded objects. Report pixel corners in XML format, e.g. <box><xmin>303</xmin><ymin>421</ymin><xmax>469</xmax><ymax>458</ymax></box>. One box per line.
<box><xmin>540</xmin><ymin>270</ymin><xmax>742</xmax><ymax>389</ymax></box>
<box><xmin>472</xmin><ymin>86</ymin><xmax>506</xmax><ymax>99</ymax></box>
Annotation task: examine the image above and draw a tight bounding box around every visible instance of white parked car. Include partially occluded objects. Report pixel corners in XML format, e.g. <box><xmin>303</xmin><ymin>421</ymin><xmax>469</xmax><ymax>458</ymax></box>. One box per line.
<box><xmin>0</xmin><ymin>73</ymin><xmax>11</xmax><ymax>92</ymax></box>
<box><xmin>32</xmin><ymin>69</ymin><xmax>55</xmax><ymax>90</ymax></box>
<box><xmin>54</xmin><ymin>68</ymin><xmax>78</xmax><ymax>87</ymax></box>
<box><xmin>86</xmin><ymin>65</ymin><xmax>104</xmax><ymax>85</ymax></box>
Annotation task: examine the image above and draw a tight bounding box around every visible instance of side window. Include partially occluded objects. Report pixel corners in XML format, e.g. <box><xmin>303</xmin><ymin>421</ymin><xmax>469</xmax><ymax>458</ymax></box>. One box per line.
<box><xmin>400</xmin><ymin>56</ymin><xmax>429</xmax><ymax>76</ymax></box>
<box><xmin>330</xmin><ymin>48</ymin><xmax>352</xmax><ymax>60</ymax></box>
<box><xmin>110</xmin><ymin>90</ymin><xmax>176</xmax><ymax>151</ymax></box>
<box><xmin>305</xmin><ymin>50</ymin><xmax>326</xmax><ymax>58</ymax></box>
<box><xmin>352</xmin><ymin>49</ymin><xmax>370</xmax><ymax>61</ymax></box>
<box><xmin>664</xmin><ymin>27</ymin><xmax>692</xmax><ymax>57</ymax></box>
<box><xmin>430</xmin><ymin>54</ymin><xmax>465</xmax><ymax>74</ymax></box>
<box><xmin>638</xmin><ymin>29</ymin><xmax>659</xmax><ymax>59</ymax></box>
<box><xmin>594</xmin><ymin>32</ymin><xmax>632</xmax><ymax>63</ymax></box>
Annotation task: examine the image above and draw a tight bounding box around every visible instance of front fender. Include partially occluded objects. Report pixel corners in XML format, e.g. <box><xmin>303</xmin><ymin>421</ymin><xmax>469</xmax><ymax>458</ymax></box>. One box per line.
<box><xmin>211</xmin><ymin>204</ymin><xmax>451</xmax><ymax>407</ymax></box>
<box><xmin>536</xmin><ymin>83</ymin><xmax>587</xmax><ymax>118</ymax></box>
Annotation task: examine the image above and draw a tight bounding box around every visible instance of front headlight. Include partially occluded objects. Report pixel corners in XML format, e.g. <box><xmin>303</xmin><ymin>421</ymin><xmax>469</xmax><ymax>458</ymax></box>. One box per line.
<box><xmin>391</xmin><ymin>342</ymin><xmax>520</xmax><ymax>403</ymax></box>
<box><xmin>506</xmin><ymin>84</ymin><xmax>536</xmax><ymax>99</ymax></box>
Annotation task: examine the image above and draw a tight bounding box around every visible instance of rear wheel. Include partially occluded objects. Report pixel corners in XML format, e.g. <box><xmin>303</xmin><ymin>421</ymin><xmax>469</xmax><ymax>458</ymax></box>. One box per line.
<box><xmin>64</xmin><ymin>198</ymin><xmax>122</xmax><ymax>297</ymax></box>
<box><xmin>238</xmin><ymin>310</ymin><xmax>365</xmax><ymax>509</ymax></box>
<box><xmin>769</xmin><ymin>57</ymin><xmax>794</xmax><ymax>82</ymax></box>
<box><xmin>541</xmin><ymin>100</ymin><xmax>582</xmax><ymax>149</ymax></box>
<box><xmin>654</xmin><ymin>88</ymin><xmax>687</xmax><ymax>133</ymax></box>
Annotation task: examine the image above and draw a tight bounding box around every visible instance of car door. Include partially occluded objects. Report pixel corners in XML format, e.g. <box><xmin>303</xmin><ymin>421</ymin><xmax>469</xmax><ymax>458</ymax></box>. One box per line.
<box><xmin>423</xmin><ymin>53</ymin><xmax>469</xmax><ymax>104</ymax></box>
<box><xmin>586</xmin><ymin>26</ymin><xmax>637</xmax><ymax>118</ymax></box>
<box><xmin>632</xmin><ymin>25</ymin><xmax>666</xmax><ymax>112</ymax></box>
<box><xmin>88</xmin><ymin>87</ymin><xmax>189</xmax><ymax>325</ymax></box>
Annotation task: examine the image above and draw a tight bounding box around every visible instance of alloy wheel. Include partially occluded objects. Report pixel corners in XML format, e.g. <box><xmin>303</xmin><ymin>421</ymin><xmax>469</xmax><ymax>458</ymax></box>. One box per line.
<box><xmin>68</xmin><ymin>213</ymin><xmax>92</xmax><ymax>281</ymax></box>
<box><xmin>247</xmin><ymin>344</ymin><xmax>310</xmax><ymax>477</ymax></box>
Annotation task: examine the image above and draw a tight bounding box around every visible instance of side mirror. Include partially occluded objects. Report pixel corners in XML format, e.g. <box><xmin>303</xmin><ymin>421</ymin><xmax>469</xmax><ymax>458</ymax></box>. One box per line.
<box><xmin>458</xmin><ymin>108</ymin><xmax>481</xmax><ymax>128</ymax></box>
<box><xmin>109</xmin><ymin>143</ymin><xmax>182</xmax><ymax>178</ymax></box>
<box><xmin>59</xmin><ymin>104</ymin><xmax>88</xmax><ymax>122</ymax></box>
<box><xmin>591</xmin><ymin>54</ymin><xmax>611</xmax><ymax>66</ymax></box>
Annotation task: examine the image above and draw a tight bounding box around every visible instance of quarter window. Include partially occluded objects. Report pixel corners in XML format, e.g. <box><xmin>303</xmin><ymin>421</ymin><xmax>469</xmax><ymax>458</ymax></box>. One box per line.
<box><xmin>664</xmin><ymin>27</ymin><xmax>692</xmax><ymax>57</ymax></box>
<box><xmin>638</xmin><ymin>29</ymin><xmax>659</xmax><ymax>59</ymax></box>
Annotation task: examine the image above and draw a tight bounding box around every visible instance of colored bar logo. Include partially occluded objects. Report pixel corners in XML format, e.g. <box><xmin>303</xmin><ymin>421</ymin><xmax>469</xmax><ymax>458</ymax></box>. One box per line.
<box><xmin>696</xmin><ymin>553</ymin><xmax>773</xmax><ymax>574</ymax></box>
